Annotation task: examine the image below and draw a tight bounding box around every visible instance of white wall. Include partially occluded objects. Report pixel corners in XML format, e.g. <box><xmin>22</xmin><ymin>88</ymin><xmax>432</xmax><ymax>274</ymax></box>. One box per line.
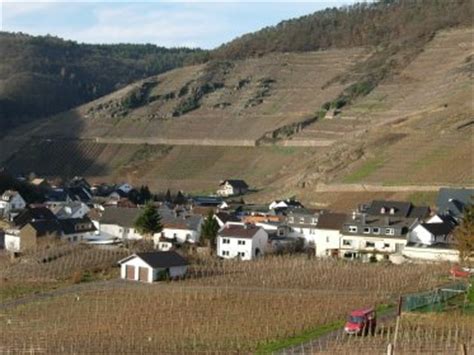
<box><xmin>217</xmin><ymin>229</ymin><xmax>268</xmax><ymax>261</ymax></box>
<box><xmin>313</xmin><ymin>229</ymin><xmax>341</xmax><ymax>257</ymax></box>
<box><xmin>100</xmin><ymin>224</ymin><xmax>143</xmax><ymax>240</ymax></box>
<box><xmin>159</xmin><ymin>228</ymin><xmax>200</xmax><ymax>244</ymax></box>
<box><xmin>340</xmin><ymin>234</ymin><xmax>407</xmax><ymax>254</ymax></box>
<box><xmin>403</xmin><ymin>246</ymin><xmax>459</xmax><ymax>263</ymax></box>
<box><xmin>120</xmin><ymin>257</ymin><xmax>152</xmax><ymax>282</ymax></box>
<box><xmin>409</xmin><ymin>225</ymin><xmax>434</xmax><ymax>245</ymax></box>
<box><xmin>4</xmin><ymin>233</ymin><xmax>20</xmax><ymax>252</ymax></box>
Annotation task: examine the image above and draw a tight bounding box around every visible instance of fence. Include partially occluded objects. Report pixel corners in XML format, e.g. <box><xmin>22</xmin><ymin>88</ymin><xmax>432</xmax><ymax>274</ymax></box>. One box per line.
<box><xmin>402</xmin><ymin>282</ymin><xmax>469</xmax><ymax>312</ymax></box>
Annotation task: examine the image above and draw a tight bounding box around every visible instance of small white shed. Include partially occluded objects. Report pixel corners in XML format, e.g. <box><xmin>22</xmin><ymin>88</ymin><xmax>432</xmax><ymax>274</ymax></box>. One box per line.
<box><xmin>118</xmin><ymin>251</ymin><xmax>189</xmax><ymax>283</ymax></box>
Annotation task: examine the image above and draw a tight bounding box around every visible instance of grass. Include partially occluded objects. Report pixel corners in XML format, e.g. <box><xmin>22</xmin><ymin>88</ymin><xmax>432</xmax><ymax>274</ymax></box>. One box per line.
<box><xmin>255</xmin><ymin>303</ymin><xmax>394</xmax><ymax>353</ymax></box>
<box><xmin>0</xmin><ymin>281</ymin><xmax>64</xmax><ymax>302</ymax></box>
<box><xmin>343</xmin><ymin>155</ymin><xmax>385</xmax><ymax>183</ymax></box>
<box><xmin>406</xmin><ymin>191</ymin><xmax>438</xmax><ymax>207</ymax></box>
<box><xmin>255</xmin><ymin>320</ymin><xmax>343</xmax><ymax>354</ymax></box>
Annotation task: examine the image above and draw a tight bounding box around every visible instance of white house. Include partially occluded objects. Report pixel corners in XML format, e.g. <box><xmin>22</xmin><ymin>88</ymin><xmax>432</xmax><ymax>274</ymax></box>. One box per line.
<box><xmin>217</xmin><ymin>225</ymin><xmax>268</xmax><ymax>261</ymax></box>
<box><xmin>312</xmin><ymin>213</ymin><xmax>347</xmax><ymax>257</ymax></box>
<box><xmin>58</xmin><ymin>217</ymin><xmax>97</xmax><ymax>242</ymax></box>
<box><xmin>0</xmin><ymin>190</ymin><xmax>26</xmax><ymax>218</ymax></box>
<box><xmin>216</xmin><ymin>180</ymin><xmax>249</xmax><ymax>197</ymax></box>
<box><xmin>156</xmin><ymin>214</ymin><xmax>203</xmax><ymax>245</ymax></box>
<box><xmin>408</xmin><ymin>221</ymin><xmax>455</xmax><ymax>246</ymax></box>
<box><xmin>96</xmin><ymin>207</ymin><xmax>144</xmax><ymax>240</ymax></box>
<box><xmin>46</xmin><ymin>201</ymin><xmax>90</xmax><ymax>219</ymax></box>
<box><xmin>214</xmin><ymin>212</ymin><xmax>242</xmax><ymax>228</ymax></box>
<box><xmin>4</xmin><ymin>229</ymin><xmax>21</xmax><ymax>252</ymax></box>
<box><xmin>118</xmin><ymin>251</ymin><xmax>188</xmax><ymax>283</ymax></box>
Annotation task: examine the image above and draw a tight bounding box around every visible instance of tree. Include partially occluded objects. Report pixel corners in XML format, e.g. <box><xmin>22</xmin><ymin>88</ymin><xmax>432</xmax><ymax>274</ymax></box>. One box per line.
<box><xmin>134</xmin><ymin>203</ymin><xmax>163</xmax><ymax>238</ymax></box>
<box><xmin>165</xmin><ymin>189</ymin><xmax>172</xmax><ymax>203</ymax></box>
<box><xmin>201</xmin><ymin>210</ymin><xmax>219</xmax><ymax>247</ymax></box>
<box><xmin>454</xmin><ymin>202</ymin><xmax>474</xmax><ymax>264</ymax></box>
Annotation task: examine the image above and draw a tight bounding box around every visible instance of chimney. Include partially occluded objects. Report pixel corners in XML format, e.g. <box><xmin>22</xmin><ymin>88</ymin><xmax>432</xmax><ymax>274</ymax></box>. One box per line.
<box><xmin>360</xmin><ymin>213</ymin><xmax>366</xmax><ymax>225</ymax></box>
<box><xmin>385</xmin><ymin>216</ymin><xmax>390</xmax><ymax>226</ymax></box>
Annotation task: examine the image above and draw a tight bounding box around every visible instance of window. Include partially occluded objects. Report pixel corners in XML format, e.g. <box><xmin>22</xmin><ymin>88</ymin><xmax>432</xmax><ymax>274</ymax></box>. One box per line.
<box><xmin>343</xmin><ymin>239</ymin><xmax>352</xmax><ymax>246</ymax></box>
<box><xmin>366</xmin><ymin>242</ymin><xmax>375</xmax><ymax>248</ymax></box>
<box><xmin>222</xmin><ymin>250</ymin><xmax>230</xmax><ymax>256</ymax></box>
<box><xmin>363</xmin><ymin>227</ymin><xmax>370</xmax><ymax>234</ymax></box>
<box><xmin>326</xmin><ymin>236</ymin><xmax>330</xmax><ymax>243</ymax></box>
<box><xmin>384</xmin><ymin>243</ymin><xmax>390</xmax><ymax>248</ymax></box>
<box><xmin>349</xmin><ymin>226</ymin><xmax>358</xmax><ymax>233</ymax></box>
<box><xmin>385</xmin><ymin>228</ymin><xmax>395</xmax><ymax>236</ymax></box>
<box><xmin>373</xmin><ymin>227</ymin><xmax>380</xmax><ymax>235</ymax></box>
<box><xmin>222</xmin><ymin>238</ymin><xmax>230</xmax><ymax>244</ymax></box>
<box><xmin>299</xmin><ymin>217</ymin><xmax>305</xmax><ymax>224</ymax></box>
<box><xmin>237</xmin><ymin>252</ymin><xmax>245</xmax><ymax>258</ymax></box>
<box><xmin>311</xmin><ymin>218</ymin><xmax>318</xmax><ymax>225</ymax></box>
<box><xmin>238</xmin><ymin>240</ymin><xmax>246</xmax><ymax>245</ymax></box>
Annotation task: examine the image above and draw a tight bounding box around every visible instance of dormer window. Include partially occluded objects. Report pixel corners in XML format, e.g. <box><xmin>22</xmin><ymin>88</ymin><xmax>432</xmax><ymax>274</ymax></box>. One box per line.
<box><xmin>349</xmin><ymin>226</ymin><xmax>358</xmax><ymax>233</ymax></box>
<box><xmin>380</xmin><ymin>207</ymin><xmax>386</xmax><ymax>214</ymax></box>
<box><xmin>389</xmin><ymin>208</ymin><xmax>396</xmax><ymax>215</ymax></box>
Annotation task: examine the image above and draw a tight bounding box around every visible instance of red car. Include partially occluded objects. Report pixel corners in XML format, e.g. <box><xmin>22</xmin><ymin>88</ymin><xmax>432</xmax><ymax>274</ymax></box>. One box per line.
<box><xmin>344</xmin><ymin>308</ymin><xmax>376</xmax><ymax>335</ymax></box>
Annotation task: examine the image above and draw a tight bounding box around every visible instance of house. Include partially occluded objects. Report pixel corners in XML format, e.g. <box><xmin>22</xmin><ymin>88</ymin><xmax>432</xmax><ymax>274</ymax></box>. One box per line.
<box><xmin>118</xmin><ymin>251</ymin><xmax>189</xmax><ymax>282</ymax></box>
<box><xmin>157</xmin><ymin>214</ymin><xmax>203</xmax><ymax>245</ymax></box>
<box><xmin>408</xmin><ymin>220</ymin><xmax>456</xmax><ymax>246</ymax></box>
<box><xmin>436</xmin><ymin>187</ymin><xmax>473</xmax><ymax>220</ymax></box>
<box><xmin>46</xmin><ymin>201</ymin><xmax>90</xmax><ymax>219</ymax></box>
<box><xmin>4</xmin><ymin>220</ymin><xmax>62</xmax><ymax>253</ymax></box>
<box><xmin>216</xmin><ymin>179</ymin><xmax>249</xmax><ymax>197</ymax></box>
<box><xmin>339</xmin><ymin>200</ymin><xmax>429</xmax><ymax>261</ymax></box>
<box><xmin>214</xmin><ymin>212</ymin><xmax>241</xmax><ymax>228</ymax></box>
<box><xmin>96</xmin><ymin>207</ymin><xmax>144</xmax><ymax>240</ymax></box>
<box><xmin>217</xmin><ymin>224</ymin><xmax>268</xmax><ymax>260</ymax></box>
<box><xmin>14</xmin><ymin>206</ymin><xmax>58</xmax><ymax>228</ymax></box>
<box><xmin>155</xmin><ymin>236</ymin><xmax>176</xmax><ymax>251</ymax></box>
<box><xmin>58</xmin><ymin>217</ymin><xmax>97</xmax><ymax>242</ymax></box>
<box><xmin>285</xmin><ymin>208</ymin><xmax>325</xmax><ymax>245</ymax></box>
<box><xmin>0</xmin><ymin>190</ymin><xmax>26</xmax><ymax>218</ymax></box>
<box><xmin>269</xmin><ymin>199</ymin><xmax>304</xmax><ymax>211</ymax></box>
<box><xmin>312</xmin><ymin>213</ymin><xmax>347</xmax><ymax>257</ymax></box>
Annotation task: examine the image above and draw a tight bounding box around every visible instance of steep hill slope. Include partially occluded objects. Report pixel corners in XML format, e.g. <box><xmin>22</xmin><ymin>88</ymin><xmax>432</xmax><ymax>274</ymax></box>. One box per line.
<box><xmin>0</xmin><ymin>32</ymin><xmax>207</xmax><ymax>132</ymax></box>
<box><xmin>21</xmin><ymin>48</ymin><xmax>368</xmax><ymax>142</ymax></box>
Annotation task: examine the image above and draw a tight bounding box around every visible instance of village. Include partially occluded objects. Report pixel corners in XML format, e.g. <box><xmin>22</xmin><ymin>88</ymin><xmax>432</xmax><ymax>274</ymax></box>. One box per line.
<box><xmin>0</xmin><ymin>170</ymin><xmax>472</xmax><ymax>284</ymax></box>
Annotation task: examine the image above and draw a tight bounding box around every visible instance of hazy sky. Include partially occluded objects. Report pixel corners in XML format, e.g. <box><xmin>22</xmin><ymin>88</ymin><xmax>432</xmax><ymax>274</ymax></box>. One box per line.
<box><xmin>1</xmin><ymin>1</ymin><xmax>365</xmax><ymax>49</ymax></box>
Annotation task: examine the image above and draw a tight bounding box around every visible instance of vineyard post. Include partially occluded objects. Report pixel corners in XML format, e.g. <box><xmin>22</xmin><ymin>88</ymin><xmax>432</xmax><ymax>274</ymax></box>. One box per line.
<box><xmin>386</xmin><ymin>343</ymin><xmax>394</xmax><ymax>355</ymax></box>
<box><xmin>393</xmin><ymin>295</ymin><xmax>403</xmax><ymax>349</ymax></box>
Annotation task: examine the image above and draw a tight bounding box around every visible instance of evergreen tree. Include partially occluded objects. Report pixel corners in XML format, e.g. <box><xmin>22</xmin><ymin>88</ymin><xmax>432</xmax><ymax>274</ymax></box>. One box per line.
<box><xmin>454</xmin><ymin>202</ymin><xmax>474</xmax><ymax>264</ymax></box>
<box><xmin>165</xmin><ymin>189</ymin><xmax>172</xmax><ymax>203</ymax></box>
<box><xmin>174</xmin><ymin>190</ymin><xmax>187</xmax><ymax>205</ymax></box>
<box><xmin>201</xmin><ymin>210</ymin><xmax>220</xmax><ymax>246</ymax></box>
<box><xmin>134</xmin><ymin>203</ymin><xmax>163</xmax><ymax>237</ymax></box>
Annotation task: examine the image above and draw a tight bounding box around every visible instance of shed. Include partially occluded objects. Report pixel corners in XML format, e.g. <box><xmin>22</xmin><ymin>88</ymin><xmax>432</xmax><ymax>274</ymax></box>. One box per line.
<box><xmin>118</xmin><ymin>251</ymin><xmax>189</xmax><ymax>283</ymax></box>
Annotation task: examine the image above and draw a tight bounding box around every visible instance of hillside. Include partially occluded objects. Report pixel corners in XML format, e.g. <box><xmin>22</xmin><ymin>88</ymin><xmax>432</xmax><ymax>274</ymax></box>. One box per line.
<box><xmin>0</xmin><ymin>32</ymin><xmax>207</xmax><ymax>131</ymax></box>
<box><xmin>0</xmin><ymin>1</ymin><xmax>473</xmax><ymax>199</ymax></box>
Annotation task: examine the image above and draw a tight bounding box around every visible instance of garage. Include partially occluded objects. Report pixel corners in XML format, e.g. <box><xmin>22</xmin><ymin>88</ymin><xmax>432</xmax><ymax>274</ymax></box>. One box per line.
<box><xmin>126</xmin><ymin>265</ymin><xmax>135</xmax><ymax>280</ymax></box>
<box><xmin>138</xmin><ymin>267</ymin><xmax>149</xmax><ymax>282</ymax></box>
<box><xmin>118</xmin><ymin>251</ymin><xmax>189</xmax><ymax>283</ymax></box>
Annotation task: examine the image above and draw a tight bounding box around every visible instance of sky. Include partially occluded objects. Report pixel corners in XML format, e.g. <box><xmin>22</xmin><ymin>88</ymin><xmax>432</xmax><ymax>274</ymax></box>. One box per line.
<box><xmin>1</xmin><ymin>1</ymin><xmax>363</xmax><ymax>49</ymax></box>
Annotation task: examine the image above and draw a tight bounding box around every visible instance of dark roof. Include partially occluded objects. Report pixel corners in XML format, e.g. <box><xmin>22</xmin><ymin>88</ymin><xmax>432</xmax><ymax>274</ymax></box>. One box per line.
<box><xmin>221</xmin><ymin>180</ymin><xmax>249</xmax><ymax>189</ymax></box>
<box><xmin>58</xmin><ymin>217</ymin><xmax>96</xmax><ymax>235</ymax></box>
<box><xmin>420</xmin><ymin>222</ymin><xmax>455</xmax><ymax>236</ymax></box>
<box><xmin>215</xmin><ymin>212</ymin><xmax>241</xmax><ymax>224</ymax></box>
<box><xmin>219</xmin><ymin>225</ymin><xmax>261</xmax><ymax>239</ymax></box>
<box><xmin>25</xmin><ymin>220</ymin><xmax>62</xmax><ymax>237</ymax></box>
<box><xmin>133</xmin><ymin>251</ymin><xmax>188</xmax><ymax>268</ymax></box>
<box><xmin>100</xmin><ymin>207</ymin><xmax>141</xmax><ymax>228</ymax></box>
<box><xmin>316</xmin><ymin>213</ymin><xmax>348</xmax><ymax>230</ymax></box>
<box><xmin>366</xmin><ymin>200</ymin><xmax>429</xmax><ymax>219</ymax></box>
<box><xmin>367</xmin><ymin>200</ymin><xmax>412</xmax><ymax>217</ymax></box>
<box><xmin>436</xmin><ymin>188</ymin><xmax>474</xmax><ymax>218</ymax></box>
<box><xmin>192</xmin><ymin>196</ymin><xmax>223</xmax><ymax>206</ymax></box>
<box><xmin>14</xmin><ymin>207</ymin><xmax>57</xmax><ymax>227</ymax></box>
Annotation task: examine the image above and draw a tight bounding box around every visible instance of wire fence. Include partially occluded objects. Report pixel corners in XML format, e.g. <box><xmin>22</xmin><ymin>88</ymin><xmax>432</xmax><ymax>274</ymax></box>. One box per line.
<box><xmin>402</xmin><ymin>282</ymin><xmax>469</xmax><ymax>312</ymax></box>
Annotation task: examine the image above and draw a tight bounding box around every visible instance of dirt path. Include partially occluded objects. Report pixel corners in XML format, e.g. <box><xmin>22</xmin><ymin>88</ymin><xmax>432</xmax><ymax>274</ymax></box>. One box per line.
<box><xmin>278</xmin><ymin>308</ymin><xmax>397</xmax><ymax>354</ymax></box>
<box><xmin>313</xmin><ymin>183</ymin><xmax>473</xmax><ymax>192</ymax></box>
